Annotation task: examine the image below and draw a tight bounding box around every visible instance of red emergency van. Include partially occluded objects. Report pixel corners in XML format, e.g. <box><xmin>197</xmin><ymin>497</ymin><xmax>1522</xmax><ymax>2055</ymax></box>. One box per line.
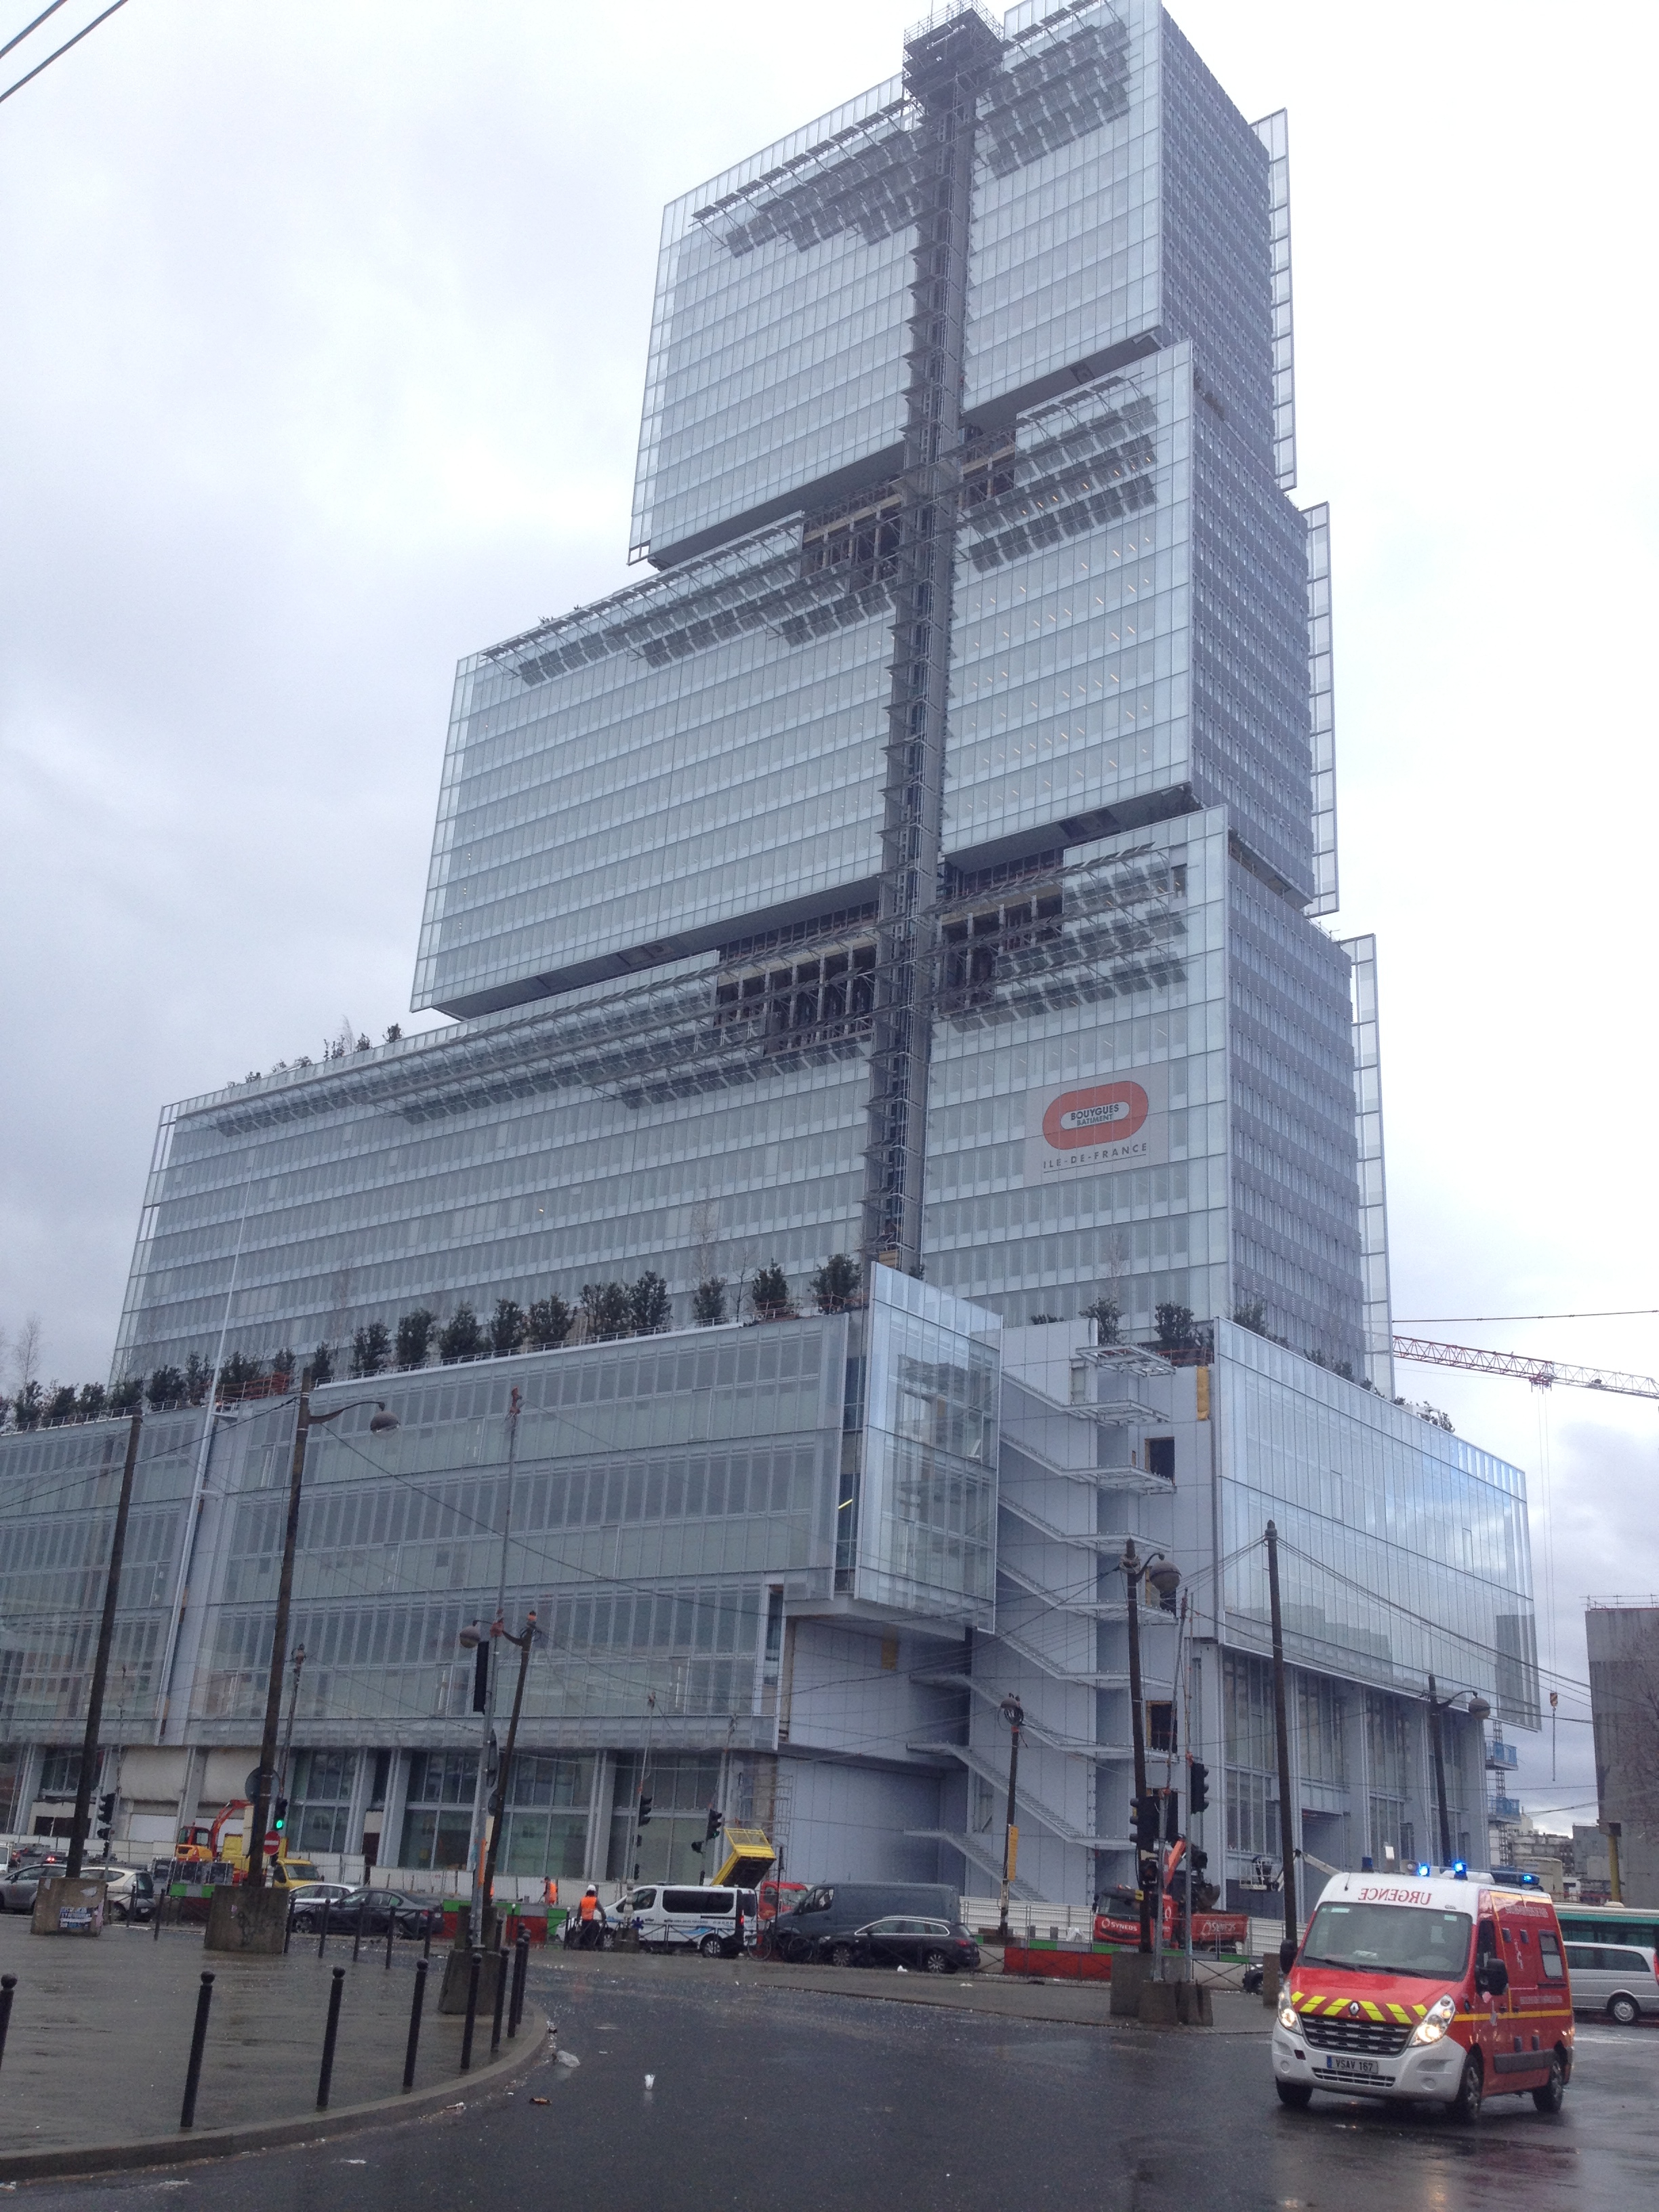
<box><xmin>1271</xmin><ymin>1870</ymin><xmax>1574</xmax><ymax>2119</ymax></box>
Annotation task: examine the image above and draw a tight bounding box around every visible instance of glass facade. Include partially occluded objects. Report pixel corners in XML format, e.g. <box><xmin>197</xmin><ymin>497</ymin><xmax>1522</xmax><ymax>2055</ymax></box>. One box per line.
<box><xmin>112</xmin><ymin>0</ymin><xmax>1368</xmax><ymax>1385</ymax></box>
<box><xmin>1214</xmin><ymin>1322</ymin><xmax>1536</xmax><ymax>1719</ymax></box>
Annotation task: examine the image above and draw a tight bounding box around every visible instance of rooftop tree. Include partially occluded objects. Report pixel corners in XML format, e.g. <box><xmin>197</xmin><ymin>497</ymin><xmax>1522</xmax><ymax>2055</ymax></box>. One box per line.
<box><xmin>489</xmin><ymin>1299</ymin><xmax>528</xmax><ymax>1357</ymax></box>
<box><xmin>810</xmin><ymin>1254</ymin><xmax>861</xmax><ymax>1313</ymax></box>
<box><xmin>527</xmin><ymin>1294</ymin><xmax>572</xmax><ymax>1349</ymax></box>
<box><xmin>628</xmin><ymin>1272</ymin><xmax>671</xmax><ymax>1336</ymax></box>
<box><xmin>395</xmin><ymin>1309</ymin><xmax>436</xmax><ymax>1368</ymax></box>
<box><xmin>438</xmin><ymin>1306</ymin><xmax>483</xmax><ymax>1363</ymax></box>
<box><xmin>750</xmin><ymin>1263</ymin><xmax>795</xmax><ymax>1322</ymax></box>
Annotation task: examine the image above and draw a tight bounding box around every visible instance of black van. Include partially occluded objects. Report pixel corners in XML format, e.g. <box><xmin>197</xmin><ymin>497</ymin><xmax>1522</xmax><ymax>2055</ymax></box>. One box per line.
<box><xmin>766</xmin><ymin>1882</ymin><xmax>960</xmax><ymax>1961</ymax></box>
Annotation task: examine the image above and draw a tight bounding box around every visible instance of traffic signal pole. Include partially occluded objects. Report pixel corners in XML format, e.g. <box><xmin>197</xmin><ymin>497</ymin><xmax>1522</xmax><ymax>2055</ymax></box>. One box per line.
<box><xmin>1122</xmin><ymin>1540</ymin><xmax>1152</xmax><ymax>1954</ymax></box>
<box><xmin>1264</xmin><ymin>1521</ymin><xmax>1298</xmax><ymax>1957</ymax></box>
<box><xmin>66</xmin><ymin>1409</ymin><xmax>142</xmax><ymax>1878</ymax></box>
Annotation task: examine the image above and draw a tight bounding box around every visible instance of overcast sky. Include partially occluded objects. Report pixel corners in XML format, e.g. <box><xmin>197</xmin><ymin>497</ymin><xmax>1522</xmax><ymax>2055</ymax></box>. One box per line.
<box><xmin>3</xmin><ymin>2</ymin><xmax>1655</xmax><ymax>1828</ymax></box>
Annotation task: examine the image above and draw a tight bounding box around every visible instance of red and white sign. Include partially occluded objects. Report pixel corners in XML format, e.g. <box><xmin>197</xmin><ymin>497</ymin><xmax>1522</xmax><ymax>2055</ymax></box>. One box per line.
<box><xmin>1025</xmin><ymin>1065</ymin><xmax>1168</xmax><ymax>1182</ymax></box>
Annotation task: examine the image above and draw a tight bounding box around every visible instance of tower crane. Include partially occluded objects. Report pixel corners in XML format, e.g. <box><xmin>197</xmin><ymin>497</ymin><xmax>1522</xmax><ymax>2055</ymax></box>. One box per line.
<box><xmin>1392</xmin><ymin>1336</ymin><xmax>1659</xmax><ymax>1404</ymax></box>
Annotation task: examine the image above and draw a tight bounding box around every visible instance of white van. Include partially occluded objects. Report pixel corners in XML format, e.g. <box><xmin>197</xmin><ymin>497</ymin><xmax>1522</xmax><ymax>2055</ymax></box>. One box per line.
<box><xmin>620</xmin><ymin>1883</ymin><xmax>745</xmax><ymax>1957</ymax></box>
<box><xmin>1561</xmin><ymin>1939</ymin><xmax>1659</xmax><ymax>2024</ymax></box>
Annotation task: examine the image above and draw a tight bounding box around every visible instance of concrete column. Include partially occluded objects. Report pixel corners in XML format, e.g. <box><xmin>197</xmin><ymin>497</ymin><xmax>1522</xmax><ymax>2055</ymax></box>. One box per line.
<box><xmin>342</xmin><ymin>1745</ymin><xmax>373</xmax><ymax>1871</ymax></box>
<box><xmin>378</xmin><ymin>1750</ymin><xmax>411</xmax><ymax>1875</ymax></box>
<box><xmin>9</xmin><ymin>1745</ymin><xmax>42</xmax><ymax>1839</ymax></box>
<box><xmin>583</xmin><ymin>1750</ymin><xmax>615</xmax><ymax>1882</ymax></box>
<box><xmin>172</xmin><ymin>1744</ymin><xmax>201</xmax><ymax>1853</ymax></box>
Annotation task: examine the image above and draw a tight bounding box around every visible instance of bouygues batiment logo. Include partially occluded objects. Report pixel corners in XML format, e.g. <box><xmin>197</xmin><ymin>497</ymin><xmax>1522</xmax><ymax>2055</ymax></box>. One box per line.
<box><xmin>1023</xmin><ymin>1065</ymin><xmax>1168</xmax><ymax>1183</ymax></box>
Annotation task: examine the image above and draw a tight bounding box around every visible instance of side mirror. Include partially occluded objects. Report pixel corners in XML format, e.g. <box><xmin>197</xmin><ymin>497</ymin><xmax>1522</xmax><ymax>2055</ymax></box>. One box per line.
<box><xmin>1476</xmin><ymin>1957</ymin><xmax>1509</xmax><ymax>1997</ymax></box>
<box><xmin>1279</xmin><ymin>1938</ymin><xmax>1298</xmax><ymax>1974</ymax></box>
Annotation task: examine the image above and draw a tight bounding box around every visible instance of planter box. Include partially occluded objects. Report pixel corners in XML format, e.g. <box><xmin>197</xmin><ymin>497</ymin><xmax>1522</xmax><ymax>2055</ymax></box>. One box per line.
<box><xmin>1002</xmin><ymin>1943</ymin><xmax>1115</xmax><ymax>1982</ymax></box>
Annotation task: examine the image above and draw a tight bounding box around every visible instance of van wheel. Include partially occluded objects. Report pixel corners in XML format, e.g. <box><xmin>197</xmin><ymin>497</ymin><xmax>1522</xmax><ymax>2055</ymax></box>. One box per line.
<box><xmin>1451</xmin><ymin>2052</ymin><xmax>1483</xmax><ymax>2125</ymax></box>
<box><xmin>1609</xmin><ymin>1994</ymin><xmax>1640</xmax><ymax>2026</ymax></box>
<box><xmin>829</xmin><ymin>1942</ymin><xmax>855</xmax><ymax>1968</ymax></box>
<box><xmin>699</xmin><ymin>1934</ymin><xmax>723</xmax><ymax>1959</ymax></box>
<box><xmin>1532</xmin><ymin>2053</ymin><xmax>1565</xmax><ymax>2114</ymax></box>
<box><xmin>922</xmin><ymin>1949</ymin><xmax>951</xmax><ymax>1975</ymax></box>
<box><xmin>1275</xmin><ymin>2081</ymin><xmax>1313</xmax><ymax>2110</ymax></box>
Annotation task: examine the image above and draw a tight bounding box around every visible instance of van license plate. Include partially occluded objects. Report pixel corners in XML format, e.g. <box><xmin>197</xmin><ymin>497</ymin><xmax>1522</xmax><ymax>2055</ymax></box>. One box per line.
<box><xmin>1325</xmin><ymin>2056</ymin><xmax>1381</xmax><ymax>2076</ymax></box>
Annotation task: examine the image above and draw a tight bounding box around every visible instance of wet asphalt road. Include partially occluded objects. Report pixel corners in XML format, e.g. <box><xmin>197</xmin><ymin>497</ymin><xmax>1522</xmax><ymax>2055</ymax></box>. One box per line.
<box><xmin>9</xmin><ymin>1961</ymin><xmax>1657</xmax><ymax>2212</ymax></box>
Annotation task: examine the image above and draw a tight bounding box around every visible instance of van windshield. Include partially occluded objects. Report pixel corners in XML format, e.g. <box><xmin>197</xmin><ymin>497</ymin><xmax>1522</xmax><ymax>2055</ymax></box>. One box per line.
<box><xmin>1302</xmin><ymin>1902</ymin><xmax>1472</xmax><ymax>1978</ymax></box>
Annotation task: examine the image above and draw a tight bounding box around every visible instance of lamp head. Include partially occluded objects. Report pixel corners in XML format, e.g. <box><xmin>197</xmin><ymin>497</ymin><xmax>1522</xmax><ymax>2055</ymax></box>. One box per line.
<box><xmin>457</xmin><ymin>1621</ymin><xmax>483</xmax><ymax>1650</ymax></box>
<box><xmin>369</xmin><ymin>1404</ymin><xmax>398</xmax><ymax>1434</ymax></box>
<box><xmin>1467</xmin><ymin>1694</ymin><xmax>1492</xmax><ymax>1721</ymax></box>
<box><xmin>1145</xmin><ymin>1557</ymin><xmax>1181</xmax><ymax>1601</ymax></box>
<box><xmin>999</xmin><ymin>1693</ymin><xmax>1024</xmax><ymax>1729</ymax></box>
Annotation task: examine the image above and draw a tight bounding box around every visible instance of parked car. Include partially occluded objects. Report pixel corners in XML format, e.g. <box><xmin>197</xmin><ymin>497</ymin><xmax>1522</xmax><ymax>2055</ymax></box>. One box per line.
<box><xmin>319</xmin><ymin>1885</ymin><xmax>432</xmax><ymax>1938</ymax></box>
<box><xmin>102</xmin><ymin>1866</ymin><xmax>155</xmax><ymax>1922</ymax></box>
<box><xmin>287</xmin><ymin>1883</ymin><xmax>375</xmax><ymax>1933</ymax></box>
<box><xmin>0</xmin><ymin>1864</ymin><xmax>47</xmax><ymax>1912</ymax></box>
<box><xmin>618</xmin><ymin>1884</ymin><xmax>749</xmax><ymax>1957</ymax></box>
<box><xmin>765</xmin><ymin>1883</ymin><xmax>961</xmax><ymax>1962</ymax></box>
<box><xmin>1563</xmin><ymin>1940</ymin><xmax>1659</xmax><ymax>2024</ymax></box>
<box><xmin>822</xmin><ymin>1917</ymin><xmax>981</xmax><ymax>1974</ymax></box>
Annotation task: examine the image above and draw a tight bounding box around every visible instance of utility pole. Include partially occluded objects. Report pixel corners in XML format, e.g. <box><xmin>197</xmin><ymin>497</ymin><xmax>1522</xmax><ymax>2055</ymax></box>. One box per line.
<box><xmin>476</xmin><ymin>1613</ymin><xmax>537</xmax><ymax>1948</ymax></box>
<box><xmin>465</xmin><ymin>1388</ymin><xmax>521</xmax><ymax>1940</ymax></box>
<box><xmin>246</xmin><ymin>1385</ymin><xmax>396</xmax><ymax>1891</ymax></box>
<box><xmin>66</xmin><ymin>1410</ymin><xmax>142</xmax><ymax>1879</ymax></box>
<box><xmin>1427</xmin><ymin>1672</ymin><xmax>1452</xmax><ymax>1868</ymax></box>
<box><xmin>997</xmin><ymin>1694</ymin><xmax>1023</xmax><ymax>1944</ymax></box>
<box><xmin>1123</xmin><ymin>1539</ymin><xmax>1152</xmax><ymax>1954</ymax></box>
<box><xmin>1263</xmin><ymin>1521</ymin><xmax>1297</xmax><ymax>1955</ymax></box>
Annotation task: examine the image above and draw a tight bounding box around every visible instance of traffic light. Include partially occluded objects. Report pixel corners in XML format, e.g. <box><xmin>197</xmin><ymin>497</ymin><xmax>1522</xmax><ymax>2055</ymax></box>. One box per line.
<box><xmin>691</xmin><ymin>1805</ymin><xmax>722</xmax><ymax>1856</ymax></box>
<box><xmin>95</xmin><ymin>1792</ymin><xmax>116</xmax><ymax>1840</ymax></box>
<box><xmin>272</xmin><ymin>1797</ymin><xmax>289</xmax><ymax>1833</ymax></box>
<box><xmin>472</xmin><ymin>1637</ymin><xmax>490</xmax><ymax>1713</ymax></box>
<box><xmin>1162</xmin><ymin>1789</ymin><xmax>1181</xmax><ymax>1843</ymax></box>
<box><xmin>1132</xmin><ymin>1794</ymin><xmax>1160</xmax><ymax>1849</ymax></box>
<box><xmin>637</xmin><ymin>1793</ymin><xmax>653</xmax><ymax>1829</ymax></box>
<box><xmin>1189</xmin><ymin>1760</ymin><xmax>1210</xmax><ymax>1815</ymax></box>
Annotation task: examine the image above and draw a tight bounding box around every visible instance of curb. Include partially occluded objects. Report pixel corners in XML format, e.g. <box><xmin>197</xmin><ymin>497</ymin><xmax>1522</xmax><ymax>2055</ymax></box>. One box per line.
<box><xmin>0</xmin><ymin>2013</ymin><xmax>554</xmax><ymax>2182</ymax></box>
<box><xmin>538</xmin><ymin>1954</ymin><xmax>1272</xmax><ymax>2035</ymax></box>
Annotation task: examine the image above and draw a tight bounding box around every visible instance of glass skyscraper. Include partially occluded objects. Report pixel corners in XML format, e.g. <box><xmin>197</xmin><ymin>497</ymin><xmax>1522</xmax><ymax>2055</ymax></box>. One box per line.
<box><xmin>114</xmin><ymin>0</ymin><xmax>1387</xmax><ymax>1389</ymax></box>
<box><xmin>5</xmin><ymin>4</ymin><xmax>1533</xmax><ymax>1910</ymax></box>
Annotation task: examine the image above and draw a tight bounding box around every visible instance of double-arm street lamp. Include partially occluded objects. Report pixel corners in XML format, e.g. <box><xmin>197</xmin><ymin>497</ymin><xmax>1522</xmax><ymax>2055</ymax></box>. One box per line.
<box><xmin>996</xmin><ymin>1692</ymin><xmax>1023</xmax><ymax>1944</ymax></box>
<box><xmin>243</xmin><ymin>1385</ymin><xmax>398</xmax><ymax>1891</ymax></box>
<box><xmin>1122</xmin><ymin>1539</ymin><xmax>1181</xmax><ymax>1954</ymax></box>
<box><xmin>459</xmin><ymin>1610</ymin><xmax>539</xmax><ymax>1946</ymax></box>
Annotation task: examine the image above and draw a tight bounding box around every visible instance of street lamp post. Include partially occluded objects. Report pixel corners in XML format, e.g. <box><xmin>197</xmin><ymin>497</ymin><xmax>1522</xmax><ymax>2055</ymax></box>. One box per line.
<box><xmin>1122</xmin><ymin>1539</ymin><xmax>1153</xmax><ymax>1954</ymax></box>
<box><xmin>277</xmin><ymin>1643</ymin><xmax>306</xmax><ymax>1811</ymax></box>
<box><xmin>243</xmin><ymin>1386</ymin><xmax>396</xmax><ymax>1893</ymax></box>
<box><xmin>66</xmin><ymin>1408</ymin><xmax>143</xmax><ymax>1879</ymax></box>
<box><xmin>472</xmin><ymin>1612</ymin><xmax>538</xmax><ymax>1948</ymax></box>
<box><xmin>462</xmin><ymin>1388</ymin><xmax>522</xmax><ymax>1944</ymax></box>
<box><xmin>996</xmin><ymin>1693</ymin><xmax>1023</xmax><ymax>1944</ymax></box>
<box><xmin>1142</xmin><ymin>1553</ymin><xmax>1181</xmax><ymax>1970</ymax></box>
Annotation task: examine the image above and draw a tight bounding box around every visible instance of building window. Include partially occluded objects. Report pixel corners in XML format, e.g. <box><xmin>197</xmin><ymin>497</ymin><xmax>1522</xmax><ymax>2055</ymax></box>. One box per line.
<box><xmin>37</xmin><ymin>1748</ymin><xmax>82</xmax><ymax>1799</ymax></box>
<box><xmin>1145</xmin><ymin>1437</ymin><xmax>1176</xmax><ymax>1481</ymax></box>
<box><xmin>609</xmin><ymin>1753</ymin><xmax>724</xmax><ymax>1884</ymax></box>
<box><xmin>398</xmin><ymin>1749</ymin><xmax>479</xmax><ymax>1870</ymax></box>
<box><xmin>1147</xmin><ymin>1702</ymin><xmax>1174</xmax><ymax>1754</ymax></box>
<box><xmin>287</xmin><ymin>1750</ymin><xmax>356</xmax><ymax>1857</ymax></box>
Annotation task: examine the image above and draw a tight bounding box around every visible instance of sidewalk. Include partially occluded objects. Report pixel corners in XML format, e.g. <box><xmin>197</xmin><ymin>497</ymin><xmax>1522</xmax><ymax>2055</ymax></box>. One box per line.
<box><xmin>0</xmin><ymin>1913</ymin><xmax>511</xmax><ymax>2163</ymax></box>
<box><xmin>535</xmin><ymin>1945</ymin><xmax>1272</xmax><ymax>2034</ymax></box>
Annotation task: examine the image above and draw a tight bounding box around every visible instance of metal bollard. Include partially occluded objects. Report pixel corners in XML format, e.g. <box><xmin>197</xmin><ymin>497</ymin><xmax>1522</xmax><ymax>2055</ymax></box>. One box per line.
<box><xmin>318</xmin><ymin>1892</ymin><xmax>331</xmax><ymax>1960</ymax></box>
<box><xmin>402</xmin><ymin>1956</ymin><xmax>428</xmax><ymax>2091</ymax></box>
<box><xmin>316</xmin><ymin>1965</ymin><xmax>346</xmax><ymax>2110</ymax></box>
<box><xmin>0</xmin><ymin>1974</ymin><xmax>15</xmax><ymax>2078</ymax></box>
<box><xmin>179</xmin><ymin>1971</ymin><xmax>215</xmax><ymax>2129</ymax></box>
<box><xmin>509</xmin><ymin>1932</ymin><xmax>529</xmax><ymax>2037</ymax></box>
<box><xmin>491</xmin><ymin>1943</ymin><xmax>508</xmax><ymax>2055</ymax></box>
<box><xmin>352</xmin><ymin>1892</ymin><xmax>367</xmax><ymax>1963</ymax></box>
<box><xmin>459</xmin><ymin>1948</ymin><xmax>483</xmax><ymax>2072</ymax></box>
